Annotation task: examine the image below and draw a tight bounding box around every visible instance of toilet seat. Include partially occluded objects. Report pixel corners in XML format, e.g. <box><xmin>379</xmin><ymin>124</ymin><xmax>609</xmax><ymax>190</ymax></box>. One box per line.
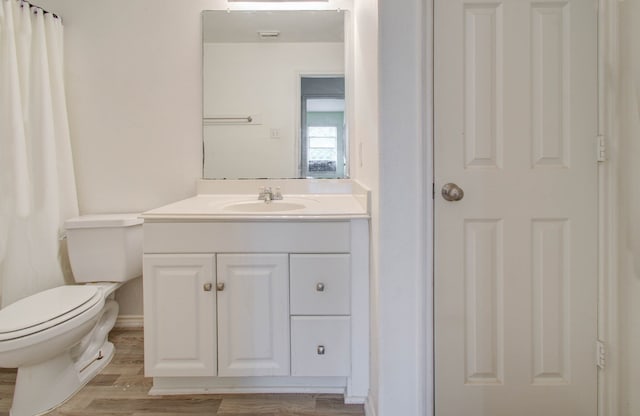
<box><xmin>0</xmin><ymin>286</ymin><xmax>102</xmax><ymax>342</ymax></box>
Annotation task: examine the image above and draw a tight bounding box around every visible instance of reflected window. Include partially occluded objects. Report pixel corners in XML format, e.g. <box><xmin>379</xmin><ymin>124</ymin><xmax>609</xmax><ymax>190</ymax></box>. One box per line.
<box><xmin>308</xmin><ymin>126</ymin><xmax>338</xmax><ymax>174</ymax></box>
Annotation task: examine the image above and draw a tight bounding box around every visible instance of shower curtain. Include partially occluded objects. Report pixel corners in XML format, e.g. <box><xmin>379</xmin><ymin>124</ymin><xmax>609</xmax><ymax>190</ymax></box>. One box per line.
<box><xmin>0</xmin><ymin>0</ymin><xmax>78</xmax><ymax>308</ymax></box>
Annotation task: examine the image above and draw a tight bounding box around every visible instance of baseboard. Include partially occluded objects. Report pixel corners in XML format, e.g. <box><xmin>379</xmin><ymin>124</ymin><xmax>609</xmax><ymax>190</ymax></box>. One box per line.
<box><xmin>364</xmin><ymin>396</ymin><xmax>377</xmax><ymax>416</ymax></box>
<box><xmin>114</xmin><ymin>314</ymin><xmax>144</xmax><ymax>329</ymax></box>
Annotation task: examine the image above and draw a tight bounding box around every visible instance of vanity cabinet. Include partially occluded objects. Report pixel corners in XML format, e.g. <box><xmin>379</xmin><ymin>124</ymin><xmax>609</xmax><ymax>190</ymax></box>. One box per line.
<box><xmin>142</xmin><ymin>219</ymin><xmax>369</xmax><ymax>403</ymax></box>
<box><xmin>143</xmin><ymin>253</ymin><xmax>346</xmax><ymax>378</ymax></box>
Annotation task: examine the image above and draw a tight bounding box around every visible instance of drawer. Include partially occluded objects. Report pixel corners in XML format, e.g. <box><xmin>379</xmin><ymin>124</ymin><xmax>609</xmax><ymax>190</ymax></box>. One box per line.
<box><xmin>291</xmin><ymin>316</ymin><xmax>350</xmax><ymax>377</ymax></box>
<box><xmin>290</xmin><ymin>254</ymin><xmax>350</xmax><ymax>315</ymax></box>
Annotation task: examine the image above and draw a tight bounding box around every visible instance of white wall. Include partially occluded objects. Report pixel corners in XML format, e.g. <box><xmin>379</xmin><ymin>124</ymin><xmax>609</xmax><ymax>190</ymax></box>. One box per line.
<box><xmin>375</xmin><ymin>0</ymin><xmax>428</xmax><ymax>414</ymax></box>
<box><xmin>351</xmin><ymin>0</ymin><xmax>380</xmax><ymax>413</ymax></box>
<box><xmin>37</xmin><ymin>0</ymin><xmax>212</xmax><ymax>214</ymax></box>
<box><xmin>617</xmin><ymin>0</ymin><xmax>640</xmax><ymax>413</ymax></box>
<box><xmin>203</xmin><ymin>42</ymin><xmax>343</xmax><ymax>179</ymax></box>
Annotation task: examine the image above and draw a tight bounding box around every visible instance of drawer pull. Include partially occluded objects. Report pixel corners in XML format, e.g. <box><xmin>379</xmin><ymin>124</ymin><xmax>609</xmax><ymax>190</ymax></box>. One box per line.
<box><xmin>203</xmin><ymin>283</ymin><xmax>213</xmax><ymax>292</ymax></box>
<box><xmin>216</xmin><ymin>282</ymin><xmax>225</xmax><ymax>291</ymax></box>
<box><xmin>317</xmin><ymin>345</ymin><xmax>325</xmax><ymax>355</ymax></box>
<box><xmin>316</xmin><ymin>282</ymin><xmax>325</xmax><ymax>292</ymax></box>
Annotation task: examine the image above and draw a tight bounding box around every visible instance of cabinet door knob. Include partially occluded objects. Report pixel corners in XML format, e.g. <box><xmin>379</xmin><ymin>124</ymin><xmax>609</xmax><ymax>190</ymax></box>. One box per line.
<box><xmin>316</xmin><ymin>282</ymin><xmax>325</xmax><ymax>292</ymax></box>
<box><xmin>216</xmin><ymin>282</ymin><xmax>225</xmax><ymax>291</ymax></box>
<box><xmin>317</xmin><ymin>345</ymin><xmax>325</xmax><ymax>355</ymax></box>
<box><xmin>203</xmin><ymin>283</ymin><xmax>213</xmax><ymax>292</ymax></box>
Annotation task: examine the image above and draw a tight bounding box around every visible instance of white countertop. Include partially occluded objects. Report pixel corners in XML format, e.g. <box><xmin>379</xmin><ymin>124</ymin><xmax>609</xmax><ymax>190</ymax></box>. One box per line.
<box><xmin>142</xmin><ymin>179</ymin><xmax>370</xmax><ymax>221</ymax></box>
<box><xmin>141</xmin><ymin>193</ymin><xmax>369</xmax><ymax>221</ymax></box>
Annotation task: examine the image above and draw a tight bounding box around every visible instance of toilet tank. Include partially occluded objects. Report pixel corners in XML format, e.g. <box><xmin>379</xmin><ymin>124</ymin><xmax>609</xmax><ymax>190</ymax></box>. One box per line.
<box><xmin>64</xmin><ymin>213</ymin><xmax>143</xmax><ymax>283</ymax></box>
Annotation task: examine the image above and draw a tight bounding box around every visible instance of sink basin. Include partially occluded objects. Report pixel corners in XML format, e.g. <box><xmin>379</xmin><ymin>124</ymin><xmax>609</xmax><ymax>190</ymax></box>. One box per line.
<box><xmin>141</xmin><ymin>192</ymin><xmax>370</xmax><ymax>219</ymax></box>
<box><xmin>223</xmin><ymin>200</ymin><xmax>307</xmax><ymax>213</ymax></box>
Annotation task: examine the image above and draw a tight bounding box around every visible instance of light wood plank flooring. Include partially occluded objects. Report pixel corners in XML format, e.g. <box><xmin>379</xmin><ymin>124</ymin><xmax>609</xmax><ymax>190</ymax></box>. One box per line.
<box><xmin>0</xmin><ymin>329</ymin><xmax>364</xmax><ymax>416</ymax></box>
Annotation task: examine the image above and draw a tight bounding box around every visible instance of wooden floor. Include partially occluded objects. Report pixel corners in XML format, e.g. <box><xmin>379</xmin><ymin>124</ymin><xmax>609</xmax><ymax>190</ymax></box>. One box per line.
<box><xmin>0</xmin><ymin>329</ymin><xmax>364</xmax><ymax>416</ymax></box>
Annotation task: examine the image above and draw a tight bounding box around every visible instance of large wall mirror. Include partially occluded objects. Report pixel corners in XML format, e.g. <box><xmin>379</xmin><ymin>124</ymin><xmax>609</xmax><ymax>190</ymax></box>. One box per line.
<box><xmin>202</xmin><ymin>10</ymin><xmax>348</xmax><ymax>179</ymax></box>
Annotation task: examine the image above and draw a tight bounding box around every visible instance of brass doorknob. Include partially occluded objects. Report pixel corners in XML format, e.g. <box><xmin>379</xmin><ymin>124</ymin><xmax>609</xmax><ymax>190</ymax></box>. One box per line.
<box><xmin>441</xmin><ymin>183</ymin><xmax>464</xmax><ymax>202</ymax></box>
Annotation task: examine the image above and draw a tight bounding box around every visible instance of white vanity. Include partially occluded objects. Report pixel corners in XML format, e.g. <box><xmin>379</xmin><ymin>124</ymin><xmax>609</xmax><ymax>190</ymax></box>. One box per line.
<box><xmin>141</xmin><ymin>179</ymin><xmax>369</xmax><ymax>404</ymax></box>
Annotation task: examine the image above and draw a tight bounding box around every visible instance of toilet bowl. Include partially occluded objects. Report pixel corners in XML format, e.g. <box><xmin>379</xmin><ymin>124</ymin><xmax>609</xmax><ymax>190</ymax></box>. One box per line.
<box><xmin>0</xmin><ymin>213</ymin><xmax>143</xmax><ymax>416</ymax></box>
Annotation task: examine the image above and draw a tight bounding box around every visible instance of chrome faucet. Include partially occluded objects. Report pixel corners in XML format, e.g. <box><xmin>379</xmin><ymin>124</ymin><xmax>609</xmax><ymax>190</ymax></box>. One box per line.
<box><xmin>258</xmin><ymin>186</ymin><xmax>283</xmax><ymax>203</ymax></box>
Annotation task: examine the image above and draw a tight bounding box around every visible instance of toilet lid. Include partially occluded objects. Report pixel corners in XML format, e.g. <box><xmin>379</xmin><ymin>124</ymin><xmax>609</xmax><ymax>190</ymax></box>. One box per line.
<box><xmin>0</xmin><ymin>286</ymin><xmax>100</xmax><ymax>338</ymax></box>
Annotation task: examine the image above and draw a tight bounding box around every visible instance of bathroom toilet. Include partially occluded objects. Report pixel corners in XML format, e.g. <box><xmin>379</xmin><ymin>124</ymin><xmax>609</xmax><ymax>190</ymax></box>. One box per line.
<box><xmin>0</xmin><ymin>213</ymin><xmax>143</xmax><ymax>416</ymax></box>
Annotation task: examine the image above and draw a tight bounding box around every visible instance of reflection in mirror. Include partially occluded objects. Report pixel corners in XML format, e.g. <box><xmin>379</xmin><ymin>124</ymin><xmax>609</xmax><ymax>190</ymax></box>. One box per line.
<box><xmin>202</xmin><ymin>10</ymin><xmax>346</xmax><ymax>179</ymax></box>
<box><xmin>301</xmin><ymin>77</ymin><xmax>345</xmax><ymax>178</ymax></box>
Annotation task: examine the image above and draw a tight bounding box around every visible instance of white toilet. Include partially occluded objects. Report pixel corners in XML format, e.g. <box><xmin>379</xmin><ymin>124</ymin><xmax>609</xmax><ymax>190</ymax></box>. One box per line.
<box><xmin>0</xmin><ymin>213</ymin><xmax>143</xmax><ymax>416</ymax></box>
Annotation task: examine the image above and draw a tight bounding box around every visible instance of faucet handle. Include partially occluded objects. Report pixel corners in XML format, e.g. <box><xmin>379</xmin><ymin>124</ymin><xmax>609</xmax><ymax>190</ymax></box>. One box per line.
<box><xmin>273</xmin><ymin>187</ymin><xmax>283</xmax><ymax>200</ymax></box>
<box><xmin>258</xmin><ymin>186</ymin><xmax>274</xmax><ymax>201</ymax></box>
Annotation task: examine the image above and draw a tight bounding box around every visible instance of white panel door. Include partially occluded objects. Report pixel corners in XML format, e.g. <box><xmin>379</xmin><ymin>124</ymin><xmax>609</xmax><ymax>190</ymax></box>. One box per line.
<box><xmin>217</xmin><ymin>254</ymin><xmax>290</xmax><ymax>377</ymax></box>
<box><xmin>143</xmin><ymin>254</ymin><xmax>216</xmax><ymax>377</ymax></box>
<box><xmin>434</xmin><ymin>1</ymin><xmax>598</xmax><ymax>415</ymax></box>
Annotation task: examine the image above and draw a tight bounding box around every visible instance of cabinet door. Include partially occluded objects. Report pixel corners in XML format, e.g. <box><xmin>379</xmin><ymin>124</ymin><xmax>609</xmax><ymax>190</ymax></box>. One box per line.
<box><xmin>217</xmin><ymin>254</ymin><xmax>290</xmax><ymax>377</ymax></box>
<box><xmin>143</xmin><ymin>254</ymin><xmax>216</xmax><ymax>377</ymax></box>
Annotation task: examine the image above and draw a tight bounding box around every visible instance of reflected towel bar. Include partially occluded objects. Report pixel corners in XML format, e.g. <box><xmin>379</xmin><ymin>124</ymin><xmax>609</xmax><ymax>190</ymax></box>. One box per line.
<box><xmin>204</xmin><ymin>116</ymin><xmax>253</xmax><ymax>123</ymax></box>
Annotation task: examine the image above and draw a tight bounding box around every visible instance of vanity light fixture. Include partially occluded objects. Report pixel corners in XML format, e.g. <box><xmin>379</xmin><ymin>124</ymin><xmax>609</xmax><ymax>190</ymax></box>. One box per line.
<box><xmin>228</xmin><ymin>0</ymin><xmax>328</xmax><ymax>2</ymax></box>
<box><xmin>226</xmin><ymin>0</ymin><xmax>331</xmax><ymax>11</ymax></box>
<box><xmin>258</xmin><ymin>30</ymin><xmax>281</xmax><ymax>38</ymax></box>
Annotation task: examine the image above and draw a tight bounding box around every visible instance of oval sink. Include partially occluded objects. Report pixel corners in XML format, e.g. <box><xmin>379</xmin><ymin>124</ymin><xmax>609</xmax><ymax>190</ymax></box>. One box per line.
<box><xmin>223</xmin><ymin>200</ymin><xmax>307</xmax><ymax>213</ymax></box>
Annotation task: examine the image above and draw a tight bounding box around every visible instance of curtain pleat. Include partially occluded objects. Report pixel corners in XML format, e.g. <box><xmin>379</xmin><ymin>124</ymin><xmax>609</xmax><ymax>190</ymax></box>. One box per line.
<box><xmin>0</xmin><ymin>0</ymin><xmax>77</xmax><ymax>307</ymax></box>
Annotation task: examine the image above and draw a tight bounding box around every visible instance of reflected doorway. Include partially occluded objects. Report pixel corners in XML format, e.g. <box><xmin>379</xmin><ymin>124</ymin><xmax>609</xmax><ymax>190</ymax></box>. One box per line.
<box><xmin>300</xmin><ymin>77</ymin><xmax>346</xmax><ymax>178</ymax></box>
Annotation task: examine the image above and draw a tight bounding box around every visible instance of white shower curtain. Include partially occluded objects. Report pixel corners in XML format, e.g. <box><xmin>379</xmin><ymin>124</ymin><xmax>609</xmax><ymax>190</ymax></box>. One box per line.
<box><xmin>0</xmin><ymin>0</ymin><xmax>78</xmax><ymax>307</ymax></box>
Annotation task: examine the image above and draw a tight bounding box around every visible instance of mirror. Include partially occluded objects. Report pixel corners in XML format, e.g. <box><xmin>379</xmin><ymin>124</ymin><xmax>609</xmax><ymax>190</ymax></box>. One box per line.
<box><xmin>202</xmin><ymin>10</ymin><xmax>347</xmax><ymax>179</ymax></box>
